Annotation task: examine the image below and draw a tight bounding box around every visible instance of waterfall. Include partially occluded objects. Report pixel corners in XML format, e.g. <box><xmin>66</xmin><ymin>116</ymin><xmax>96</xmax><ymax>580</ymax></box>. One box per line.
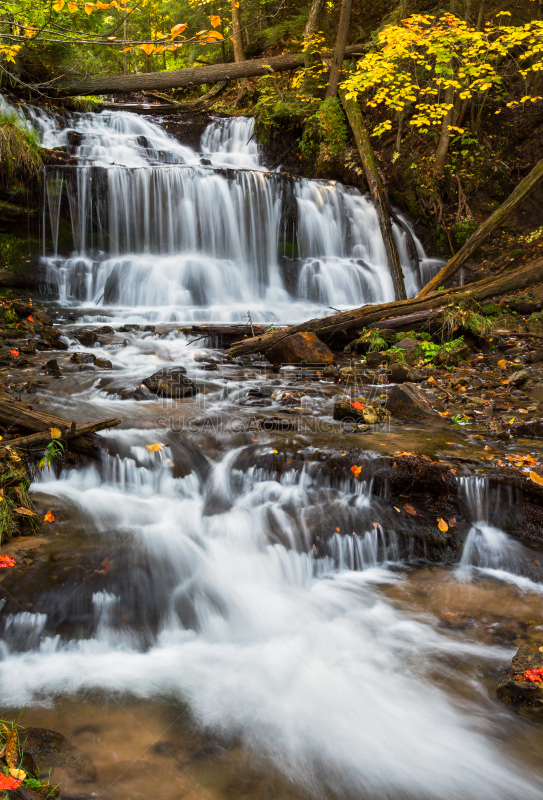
<box><xmin>7</xmin><ymin>101</ymin><xmax>442</xmax><ymax>322</ymax></box>
<box><xmin>458</xmin><ymin>476</ymin><xmax>523</xmax><ymax>577</ymax></box>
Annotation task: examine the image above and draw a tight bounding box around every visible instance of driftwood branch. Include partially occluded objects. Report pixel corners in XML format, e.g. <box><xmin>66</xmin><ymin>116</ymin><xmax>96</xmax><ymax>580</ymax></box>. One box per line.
<box><xmin>227</xmin><ymin>258</ymin><xmax>543</xmax><ymax>357</ymax></box>
<box><xmin>102</xmin><ymin>81</ymin><xmax>228</xmax><ymax>115</ymax></box>
<box><xmin>419</xmin><ymin>157</ymin><xmax>543</xmax><ymax>297</ymax></box>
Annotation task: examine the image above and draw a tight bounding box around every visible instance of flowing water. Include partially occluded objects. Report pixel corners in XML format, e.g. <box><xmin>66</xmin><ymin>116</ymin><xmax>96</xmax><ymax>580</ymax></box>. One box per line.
<box><xmin>1</xmin><ymin>102</ymin><xmax>543</xmax><ymax>800</ymax></box>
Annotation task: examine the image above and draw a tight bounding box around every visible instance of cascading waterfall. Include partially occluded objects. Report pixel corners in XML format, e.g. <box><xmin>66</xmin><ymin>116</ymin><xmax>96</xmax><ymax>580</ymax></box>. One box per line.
<box><xmin>14</xmin><ymin>102</ymin><xmax>443</xmax><ymax>322</ymax></box>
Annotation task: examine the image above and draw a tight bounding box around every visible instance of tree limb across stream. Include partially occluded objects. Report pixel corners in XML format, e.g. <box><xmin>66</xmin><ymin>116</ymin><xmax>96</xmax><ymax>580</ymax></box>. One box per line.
<box><xmin>227</xmin><ymin>259</ymin><xmax>543</xmax><ymax>357</ymax></box>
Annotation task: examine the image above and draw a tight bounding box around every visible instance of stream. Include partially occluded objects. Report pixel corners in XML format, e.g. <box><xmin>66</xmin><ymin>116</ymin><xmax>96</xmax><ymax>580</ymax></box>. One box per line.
<box><xmin>1</xmin><ymin>106</ymin><xmax>543</xmax><ymax>800</ymax></box>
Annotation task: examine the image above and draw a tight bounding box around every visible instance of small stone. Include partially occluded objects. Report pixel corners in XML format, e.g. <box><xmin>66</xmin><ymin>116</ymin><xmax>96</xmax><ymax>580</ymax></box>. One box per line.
<box><xmin>366</xmin><ymin>351</ymin><xmax>388</xmax><ymax>368</ymax></box>
<box><xmin>70</xmin><ymin>352</ymin><xmax>96</xmax><ymax>364</ymax></box>
<box><xmin>388</xmin><ymin>362</ymin><xmax>413</xmax><ymax>384</ymax></box>
<box><xmin>142</xmin><ymin>366</ymin><xmax>197</xmax><ymax>398</ymax></box>
<box><xmin>94</xmin><ymin>358</ymin><xmax>113</xmax><ymax>369</ymax></box>
<box><xmin>45</xmin><ymin>359</ymin><xmax>62</xmax><ymax>377</ymax></box>
<box><xmin>73</xmin><ymin>329</ymin><xmax>97</xmax><ymax>347</ymax></box>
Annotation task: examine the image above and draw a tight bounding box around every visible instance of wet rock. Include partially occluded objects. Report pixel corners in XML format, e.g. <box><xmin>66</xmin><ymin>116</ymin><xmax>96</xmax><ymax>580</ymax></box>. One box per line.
<box><xmin>434</xmin><ymin>342</ymin><xmax>471</xmax><ymax>367</ymax></box>
<box><xmin>322</xmin><ymin>364</ymin><xmax>340</xmax><ymax>380</ymax></box>
<box><xmin>386</xmin><ymin>383</ymin><xmax>440</xmax><ymax>419</ymax></box>
<box><xmin>200</xmin><ymin>157</ymin><xmax>212</xmax><ymax>165</ymax></box>
<box><xmin>526</xmin><ymin>349</ymin><xmax>543</xmax><ymax>364</ymax></box>
<box><xmin>73</xmin><ymin>329</ymin><xmax>97</xmax><ymax>347</ymax></box>
<box><xmin>440</xmin><ymin>611</ymin><xmax>474</xmax><ymax>629</ymax></box>
<box><xmin>388</xmin><ymin>362</ymin><xmax>413</xmax><ymax>384</ymax></box>
<box><xmin>95</xmin><ymin>325</ymin><xmax>114</xmax><ymax>335</ymax></box>
<box><xmin>366</xmin><ymin>351</ymin><xmax>388</xmax><ymax>368</ymax></box>
<box><xmin>20</xmin><ymin>726</ymin><xmax>97</xmax><ymax>782</ymax></box>
<box><xmin>509</xmin><ymin>418</ymin><xmax>543</xmax><ymax>438</ymax></box>
<box><xmin>507</xmin><ymin>368</ymin><xmax>530</xmax><ymax>387</ymax></box>
<box><xmin>70</xmin><ymin>352</ymin><xmax>96</xmax><ymax>364</ymax></box>
<box><xmin>45</xmin><ymin>359</ymin><xmax>62</xmax><ymax>377</ymax></box>
<box><xmin>94</xmin><ymin>357</ymin><xmax>113</xmax><ymax>369</ymax></box>
<box><xmin>391</xmin><ymin>337</ymin><xmax>419</xmax><ymax>365</ymax></box>
<box><xmin>339</xmin><ymin>366</ymin><xmax>374</xmax><ymax>386</ymax></box>
<box><xmin>257</xmin><ymin>416</ymin><xmax>299</xmax><ymax>431</ymax></box>
<box><xmin>242</xmin><ymin>387</ymin><xmax>272</xmax><ymax>407</ymax></box>
<box><xmin>265</xmin><ymin>332</ymin><xmax>333</xmax><ymax>366</ymax></box>
<box><xmin>119</xmin><ymin>324</ymin><xmax>141</xmax><ymax>332</ymax></box>
<box><xmin>40</xmin><ymin>326</ymin><xmax>68</xmax><ymax>351</ymax></box>
<box><xmin>497</xmin><ymin>644</ymin><xmax>543</xmax><ymax>710</ymax></box>
<box><xmin>333</xmin><ymin>397</ymin><xmax>389</xmax><ymax>424</ymax></box>
<box><xmin>143</xmin><ymin>366</ymin><xmax>198</xmax><ymax>397</ymax></box>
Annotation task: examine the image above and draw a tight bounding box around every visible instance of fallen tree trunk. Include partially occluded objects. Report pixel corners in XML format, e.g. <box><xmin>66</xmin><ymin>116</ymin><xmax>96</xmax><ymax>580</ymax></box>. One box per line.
<box><xmin>419</xmin><ymin>157</ymin><xmax>543</xmax><ymax>297</ymax></box>
<box><xmin>102</xmin><ymin>81</ymin><xmax>228</xmax><ymax>115</ymax></box>
<box><xmin>47</xmin><ymin>46</ymin><xmax>365</xmax><ymax>96</ymax></box>
<box><xmin>10</xmin><ymin>418</ymin><xmax>121</xmax><ymax>450</ymax></box>
<box><xmin>339</xmin><ymin>87</ymin><xmax>406</xmax><ymax>301</ymax></box>
<box><xmin>372</xmin><ymin>308</ymin><xmax>442</xmax><ymax>331</ymax></box>
<box><xmin>228</xmin><ymin>258</ymin><xmax>543</xmax><ymax>356</ymax></box>
<box><xmin>0</xmin><ymin>398</ymin><xmax>120</xmax><ymax>457</ymax></box>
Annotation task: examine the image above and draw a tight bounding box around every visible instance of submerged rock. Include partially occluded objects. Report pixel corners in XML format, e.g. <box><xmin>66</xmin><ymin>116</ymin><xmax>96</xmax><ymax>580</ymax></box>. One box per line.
<box><xmin>143</xmin><ymin>366</ymin><xmax>198</xmax><ymax>397</ymax></box>
<box><xmin>70</xmin><ymin>352</ymin><xmax>96</xmax><ymax>364</ymax></box>
<box><xmin>21</xmin><ymin>726</ymin><xmax>97</xmax><ymax>782</ymax></box>
<box><xmin>73</xmin><ymin>329</ymin><xmax>97</xmax><ymax>347</ymax></box>
<box><xmin>94</xmin><ymin>357</ymin><xmax>113</xmax><ymax>369</ymax></box>
<box><xmin>265</xmin><ymin>332</ymin><xmax>334</xmax><ymax>366</ymax></box>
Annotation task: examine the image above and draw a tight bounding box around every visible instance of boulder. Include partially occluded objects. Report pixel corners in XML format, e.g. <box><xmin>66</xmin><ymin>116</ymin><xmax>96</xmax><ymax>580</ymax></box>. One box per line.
<box><xmin>94</xmin><ymin>357</ymin><xmax>113</xmax><ymax>369</ymax></box>
<box><xmin>507</xmin><ymin>368</ymin><xmax>530</xmax><ymax>387</ymax></box>
<box><xmin>73</xmin><ymin>329</ymin><xmax>97</xmax><ymax>347</ymax></box>
<box><xmin>366</xmin><ymin>350</ymin><xmax>389</xmax><ymax>368</ymax></box>
<box><xmin>497</xmin><ymin>644</ymin><xmax>543</xmax><ymax>710</ymax></box>
<box><xmin>386</xmin><ymin>383</ymin><xmax>439</xmax><ymax>419</ymax></box>
<box><xmin>434</xmin><ymin>342</ymin><xmax>471</xmax><ymax>367</ymax></box>
<box><xmin>392</xmin><ymin>337</ymin><xmax>419</xmax><ymax>365</ymax></box>
<box><xmin>388</xmin><ymin>362</ymin><xmax>413</xmax><ymax>384</ymax></box>
<box><xmin>45</xmin><ymin>358</ymin><xmax>62</xmax><ymax>377</ymax></box>
<box><xmin>339</xmin><ymin>366</ymin><xmax>374</xmax><ymax>386</ymax></box>
<box><xmin>265</xmin><ymin>332</ymin><xmax>333</xmax><ymax>366</ymax></box>
<box><xmin>333</xmin><ymin>397</ymin><xmax>390</xmax><ymax>424</ymax></box>
<box><xmin>21</xmin><ymin>726</ymin><xmax>97</xmax><ymax>782</ymax></box>
<box><xmin>70</xmin><ymin>352</ymin><xmax>96</xmax><ymax>364</ymax></box>
<box><xmin>143</xmin><ymin>366</ymin><xmax>198</xmax><ymax>398</ymax></box>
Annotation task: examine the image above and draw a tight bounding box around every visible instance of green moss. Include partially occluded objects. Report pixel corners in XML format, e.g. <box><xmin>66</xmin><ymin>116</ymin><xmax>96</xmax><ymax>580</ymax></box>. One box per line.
<box><xmin>0</xmin><ymin>233</ymin><xmax>37</xmax><ymax>272</ymax></box>
<box><xmin>0</xmin><ymin>113</ymin><xmax>43</xmax><ymax>189</ymax></box>
<box><xmin>299</xmin><ymin>97</ymin><xmax>348</xmax><ymax>175</ymax></box>
<box><xmin>482</xmin><ymin>303</ymin><xmax>502</xmax><ymax>317</ymax></box>
<box><xmin>452</xmin><ymin>216</ymin><xmax>478</xmax><ymax>247</ymax></box>
<box><xmin>254</xmin><ymin>96</ymin><xmax>307</xmax><ymax>148</ymax></box>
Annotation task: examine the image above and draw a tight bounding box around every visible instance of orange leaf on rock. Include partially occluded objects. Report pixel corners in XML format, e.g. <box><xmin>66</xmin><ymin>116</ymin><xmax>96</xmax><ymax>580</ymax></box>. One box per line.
<box><xmin>9</xmin><ymin>350</ymin><xmax>18</xmax><ymax>357</ymax></box>
<box><xmin>44</xmin><ymin>510</ymin><xmax>55</xmax><ymax>522</ymax></box>
<box><xmin>0</xmin><ymin>775</ymin><xmax>21</xmax><ymax>790</ymax></box>
<box><xmin>349</xmin><ymin>400</ymin><xmax>364</xmax><ymax>411</ymax></box>
<box><xmin>27</xmin><ymin>315</ymin><xmax>34</xmax><ymax>322</ymax></box>
<box><xmin>403</xmin><ymin>504</ymin><xmax>417</xmax><ymax>515</ymax></box>
<box><xmin>448</xmin><ymin>516</ymin><xmax>456</xmax><ymax>528</ymax></box>
<box><xmin>498</xmin><ymin>359</ymin><xmax>507</xmax><ymax>369</ymax></box>
<box><xmin>437</xmin><ymin>518</ymin><xmax>448</xmax><ymax>532</ymax></box>
<box><xmin>0</xmin><ymin>555</ymin><xmax>15</xmax><ymax>568</ymax></box>
<box><xmin>529</xmin><ymin>471</ymin><xmax>543</xmax><ymax>486</ymax></box>
<box><xmin>145</xmin><ymin>443</ymin><xmax>162</xmax><ymax>452</ymax></box>
<box><xmin>351</xmin><ymin>465</ymin><xmax>362</xmax><ymax>478</ymax></box>
<box><xmin>524</xmin><ymin>667</ymin><xmax>543</xmax><ymax>683</ymax></box>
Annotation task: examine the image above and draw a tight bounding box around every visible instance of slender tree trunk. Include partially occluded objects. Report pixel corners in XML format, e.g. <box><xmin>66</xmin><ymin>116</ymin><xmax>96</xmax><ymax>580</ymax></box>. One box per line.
<box><xmin>434</xmin><ymin>83</ymin><xmax>454</xmax><ymax>176</ymax></box>
<box><xmin>231</xmin><ymin>0</ymin><xmax>245</xmax><ymax>62</ymax></box>
<box><xmin>419</xmin><ymin>156</ymin><xmax>543</xmax><ymax>297</ymax></box>
<box><xmin>326</xmin><ymin>0</ymin><xmax>352</xmax><ymax>98</ymax></box>
<box><xmin>302</xmin><ymin>0</ymin><xmax>325</xmax><ymax>92</ymax></box>
<box><xmin>339</xmin><ymin>87</ymin><xmax>407</xmax><ymax>300</ymax></box>
<box><xmin>304</xmin><ymin>0</ymin><xmax>325</xmax><ymax>41</ymax></box>
<box><xmin>123</xmin><ymin>18</ymin><xmax>127</xmax><ymax>75</ymax></box>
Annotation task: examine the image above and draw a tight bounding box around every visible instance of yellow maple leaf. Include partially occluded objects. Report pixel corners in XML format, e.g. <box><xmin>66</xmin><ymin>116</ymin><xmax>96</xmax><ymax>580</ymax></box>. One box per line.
<box><xmin>209</xmin><ymin>14</ymin><xmax>221</xmax><ymax>27</ymax></box>
<box><xmin>497</xmin><ymin>359</ymin><xmax>507</xmax><ymax>368</ymax></box>
<box><xmin>140</xmin><ymin>42</ymin><xmax>155</xmax><ymax>55</ymax></box>
<box><xmin>145</xmin><ymin>443</ymin><xmax>162</xmax><ymax>452</ymax></box>
<box><xmin>84</xmin><ymin>2</ymin><xmax>94</xmax><ymax>12</ymax></box>
<box><xmin>529</xmin><ymin>471</ymin><xmax>543</xmax><ymax>486</ymax></box>
<box><xmin>53</xmin><ymin>0</ymin><xmax>65</xmax><ymax>10</ymax></box>
<box><xmin>67</xmin><ymin>2</ymin><xmax>77</xmax><ymax>10</ymax></box>
<box><xmin>437</xmin><ymin>517</ymin><xmax>448</xmax><ymax>532</ymax></box>
<box><xmin>50</xmin><ymin>427</ymin><xmax>62</xmax><ymax>439</ymax></box>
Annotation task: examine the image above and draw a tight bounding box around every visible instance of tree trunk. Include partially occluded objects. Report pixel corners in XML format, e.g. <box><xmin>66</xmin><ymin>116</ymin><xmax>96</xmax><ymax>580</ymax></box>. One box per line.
<box><xmin>227</xmin><ymin>258</ymin><xmax>543</xmax><ymax>357</ymax></box>
<box><xmin>339</xmin><ymin>87</ymin><xmax>407</xmax><ymax>300</ymax></box>
<box><xmin>302</xmin><ymin>0</ymin><xmax>325</xmax><ymax>93</ymax></box>
<box><xmin>326</xmin><ymin>0</ymin><xmax>352</xmax><ymax>98</ymax></box>
<box><xmin>434</xmin><ymin>84</ymin><xmax>454</xmax><ymax>176</ymax></box>
<box><xmin>419</xmin><ymin>156</ymin><xmax>543</xmax><ymax>297</ymax></box>
<box><xmin>231</xmin><ymin>0</ymin><xmax>245</xmax><ymax>62</ymax></box>
<box><xmin>11</xmin><ymin>418</ymin><xmax>121</xmax><ymax>451</ymax></box>
<box><xmin>304</xmin><ymin>0</ymin><xmax>325</xmax><ymax>41</ymax></box>
<box><xmin>50</xmin><ymin>46</ymin><xmax>365</xmax><ymax>96</ymax></box>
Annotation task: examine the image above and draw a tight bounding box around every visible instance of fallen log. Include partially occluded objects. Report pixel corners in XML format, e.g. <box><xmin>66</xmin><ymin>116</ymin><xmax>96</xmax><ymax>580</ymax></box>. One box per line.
<box><xmin>0</xmin><ymin>398</ymin><xmax>120</xmax><ymax>457</ymax></box>
<box><xmin>10</xmin><ymin>418</ymin><xmax>121</xmax><ymax>450</ymax></box>
<box><xmin>227</xmin><ymin>258</ymin><xmax>543</xmax><ymax>357</ymax></box>
<box><xmin>419</xmin><ymin>157</ymin><xmax>543</xmax><ymax>297</ymax></box>
<box><xmin>103</xmin><ymin>81</ymin><xmax>228</xmax><ymax>115</ymax></box>
<box><xmin>46</xmin><ymin>46</ymin><xmax>365</xmax><ymax>96</ymax></box>
<box><xmin>372</xmin><ymin>308</ymin><xmax>442</xmax><ymax>331</ymax></box>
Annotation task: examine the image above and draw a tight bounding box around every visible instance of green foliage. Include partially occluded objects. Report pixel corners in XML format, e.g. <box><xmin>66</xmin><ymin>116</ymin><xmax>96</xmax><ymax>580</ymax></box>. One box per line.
<box><xmin>0</xmin><ymin>235</ymin><xmax>36</xmax><ymax>273</ymax></box>
<box><xmin>300</xmin><ymin>97</ymin><xmax>348</xmax><ymax>174</ymax></box>
<box><xmin>2</xmin><ymin>306</ymin><xmax>17</xmax><ymax>323</ymax></box>
<box><xmin>387</xmin><ymin>346</ymin><xmax>406</xmax><ymax>363</ymax></box>
<box><xmin>0</xmin><ymin>114</ymin><xmax>43</xmax><ymax>189</ymax></box>
<box><xmin>39</xmin><ymin>439</ymin><xmax>65</xmax><ymax>471</ymax></box>
<box><xmin>452</xmin><ymin>216</ymin><xmax>478</xmax><ymax>247</ymax></box>
<box><xmin>254</xmin><ymin>95</ymin><xmax>308</xmax><ymax>147</ymax></box>
<box><xmin>419</xmin><ymin>332</ymin><xmax>433</xmax><ymax>342</ymax></box>
<box><xmin>418</xmin><ymin>340</ymin><xmax>440</xmax><ymax>362</ymax></box>
<box><xmin>451</xmin><ymin>413</ymin><xmax>472</xmax><ymax>426</ymax></box>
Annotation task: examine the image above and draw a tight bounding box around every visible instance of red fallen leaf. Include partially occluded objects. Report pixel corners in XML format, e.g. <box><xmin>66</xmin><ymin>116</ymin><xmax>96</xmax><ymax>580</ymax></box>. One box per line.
<box><xmin>0</xmin><ymin>555</ymin><xmax>15</xmax><ymax>569</ymax></box>
<box><xmin>335</xmin><ymin>527</ymin><xmax>340</xmax><ymax>532</ymax></box>
<box><xmin>351</xmin><ymin>465</ymin><xmax>362</xmax><ymax>478</ymax></box>
<box><xmin>101</xmin><ymin>556</ymin><xmax>111</xmax><ymax>573</ymax></box>
<box><xmin>0</xmin><ymin>775</ymin><xmax>21</xmax><ymax>790</ymax></box>
<box><xmin>349</xmin><ymin>400</ymin><xmax>365</xmax><ymax>411</ymax></box>
<box><xmin>448</xmin><ymin>516</ymin><xmax>456</xmax><ymax>528</ymax></box>
<box><xmin>9</xmin><ymin>350</ymin><xmax>18</xmax><ymax>357</ymax></box>
<box><xmin>28</xmin><ymin>315</ymin><xmax>34</xmax><ymax>322</ymax></box>
<box><xmin>44</xmin><ymin>510</ymin><xmax>55</xmax><ymax>523</ymax></box>
<box><xmin>403</xmin><ymin>504</ymin><xmax>417</xmax><ymax>516</ymax></box>
<box><xmin>524</xmin><ymin>668</ymin><xmax>543</xmax><ymax>683</ymax></box>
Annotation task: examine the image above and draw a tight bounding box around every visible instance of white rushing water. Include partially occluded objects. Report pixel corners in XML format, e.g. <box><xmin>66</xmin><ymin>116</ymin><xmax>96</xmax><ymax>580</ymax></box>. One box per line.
<box><xmin>2</xmin><ymin>97</ymin><xmax>442</xmax><ymax>323</ymax></box>
<box><xmin>0</xmin><ymin>441</ymin><xmax>540</xmax><ymax>799</ymax></box>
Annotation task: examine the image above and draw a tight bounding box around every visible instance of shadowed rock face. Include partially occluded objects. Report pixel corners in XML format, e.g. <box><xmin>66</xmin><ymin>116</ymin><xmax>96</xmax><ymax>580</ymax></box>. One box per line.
<box><xmin>142</xmin><ymin>366</ymin><xmax>198</xmax><ymax>398</ymax></box>
<box><xmin>20</xmin><ymin>727</ymin><xmax>97</xmax><ymax>782</ymax></box>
